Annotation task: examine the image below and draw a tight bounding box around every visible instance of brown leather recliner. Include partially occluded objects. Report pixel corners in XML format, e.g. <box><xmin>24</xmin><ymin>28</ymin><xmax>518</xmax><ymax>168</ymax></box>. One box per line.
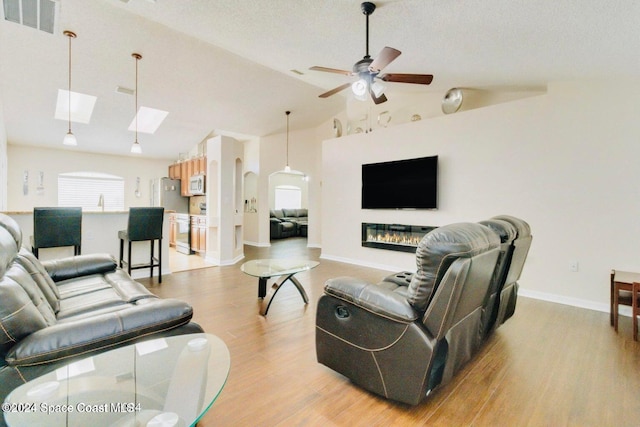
<box><xmin>316</xmin><ymin>222</ymin><xmax>504</xmax><ymax>405</ymax></box>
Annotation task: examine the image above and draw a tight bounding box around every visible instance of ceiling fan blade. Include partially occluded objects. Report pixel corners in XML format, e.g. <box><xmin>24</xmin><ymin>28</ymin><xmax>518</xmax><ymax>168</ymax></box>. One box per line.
<box><xmin>369</xmin><ymin>47</ymin><xmax>401</xmax><ymax>72</ymax></box>
<box><xmin>370</xmin><ymin>90</ymin><xmax>387</xmax><ymax>105</ymax></box>
<box><xmin>319</xmin><ymin>83</ymin><xmax>351</xmax><ymax>98</ymax></box>
<box><xmin>309</xmin><ymin>66</ymin><xmax>353</xmax><ymax>76</ymax></box>
<box><xmin>380</xmin><ymin>73</ymin><xmax>434</xmax><ymax>85</ymax></box>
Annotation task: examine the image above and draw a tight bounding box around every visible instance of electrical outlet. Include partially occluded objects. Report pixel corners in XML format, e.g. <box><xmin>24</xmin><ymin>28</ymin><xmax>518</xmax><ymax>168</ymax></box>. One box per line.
<box><xmin>570</xmin><ymin>261</ymin><xmax>579</xmax><ymax>272</ymax></box>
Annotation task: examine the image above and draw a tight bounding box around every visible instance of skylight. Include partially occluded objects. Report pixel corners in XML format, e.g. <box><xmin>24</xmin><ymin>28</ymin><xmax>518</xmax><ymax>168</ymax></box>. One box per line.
<box><xmin>128</xmin><ymin>106</ymin><xmax>169</xmax><ymax>134</ymax></box>
<box><xmin>55</xmin><ymin>90</ymin><xmax>97</xmax><ymax>124</ymax></box>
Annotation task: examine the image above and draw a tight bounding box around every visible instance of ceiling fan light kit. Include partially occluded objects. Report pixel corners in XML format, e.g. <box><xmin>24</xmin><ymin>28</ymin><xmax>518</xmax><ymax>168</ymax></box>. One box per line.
<box><xmin>442</xmin><ymin>88</ymin><xmax>464</xmax><ymax>114</ymax></box>
<box><xmin>311</xmin><ymin>2</ymin><xmax>433</xmax><ymax>105</ymax></box>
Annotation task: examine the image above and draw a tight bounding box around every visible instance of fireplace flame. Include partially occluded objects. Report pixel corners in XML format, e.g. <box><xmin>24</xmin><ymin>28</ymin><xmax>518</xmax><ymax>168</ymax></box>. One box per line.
<box><xmin>367</xmin><ymin>231</ymin><xmax>422</xmax><ymax>247</ymax></box>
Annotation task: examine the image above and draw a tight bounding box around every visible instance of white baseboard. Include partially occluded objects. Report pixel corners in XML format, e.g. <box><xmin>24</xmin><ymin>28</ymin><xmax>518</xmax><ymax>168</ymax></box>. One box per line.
<box><xmin>519</xmin><ymin>287</ymin><xmax>631</xmax><ymax>317</ymax></box>
<box><xmin>319</xmin><ymin>254</ymin><xmax>401</xmax><ymax>273</ymax></box>
<box><xmin>244</xmin><ymin>240</ymin><xmax>271</xmax><ymax>247</ymax></box>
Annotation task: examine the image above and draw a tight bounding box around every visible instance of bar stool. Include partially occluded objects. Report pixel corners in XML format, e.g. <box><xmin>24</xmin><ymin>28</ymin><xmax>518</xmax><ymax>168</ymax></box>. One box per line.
<box><xmin>119</xmin><ymin>207</ymin><xmax>164</xmax><ymax>282</ymax></box>
<box><xmin>31</xmin><ymin>207</ymin><xmax>82</xmax><ymax>258</ymax></box>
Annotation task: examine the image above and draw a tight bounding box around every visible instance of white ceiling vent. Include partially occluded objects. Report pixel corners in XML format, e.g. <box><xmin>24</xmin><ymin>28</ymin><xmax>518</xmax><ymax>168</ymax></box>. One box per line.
<box><xmin>3</xmin><ymin>0</ymin><xmax>57</xmax><ymax>34</ymax></box>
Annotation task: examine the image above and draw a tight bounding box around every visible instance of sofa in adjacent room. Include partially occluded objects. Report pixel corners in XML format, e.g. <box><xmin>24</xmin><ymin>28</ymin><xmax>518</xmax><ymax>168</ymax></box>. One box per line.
<box><xmin>0</xmin><ymin>213</ymin><xmax>203</xmax><ymax>409</ymax></box>
<box><xmin>270</xmin><ymin>208</ymin><xmax>308</xmax><ymax>239</ymax></box>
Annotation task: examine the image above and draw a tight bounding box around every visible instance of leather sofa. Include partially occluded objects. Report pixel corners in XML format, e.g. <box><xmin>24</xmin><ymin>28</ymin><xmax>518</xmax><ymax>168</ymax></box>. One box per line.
<box><xmin>315</xmin><ymin>216</ymin><xmax>531</xmax><ymax>405</ymax></box>
<box><xmin>270</xmin><ymin>208</ymin><xmax>308</xmax><ymax>239</ymax></box>
<box><xmin>0</xmin><ymin>213</ymin><xmax>203</xmax><ymax>410</ymax></box>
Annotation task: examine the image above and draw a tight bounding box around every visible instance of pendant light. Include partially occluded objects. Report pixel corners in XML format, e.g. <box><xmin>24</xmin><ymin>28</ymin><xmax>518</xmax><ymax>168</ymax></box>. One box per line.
<box><xmin>130</xmin><ymin>53</ymin><xmax>142</xmax><ymax>154</ymax></box>
<box><xmin>284</xmin><ymin>110</ymin><xmax>291</xmax><ymax>172</ymax></box>
<box><xmin>62</xmin><ymin>30</ymin><xmax>77</xmax><ymax>146</ymax></box>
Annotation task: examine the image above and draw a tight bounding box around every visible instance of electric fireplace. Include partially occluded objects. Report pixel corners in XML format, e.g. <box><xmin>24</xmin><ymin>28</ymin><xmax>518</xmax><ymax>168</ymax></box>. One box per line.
<box><xmin>362</xmin><ymin>223</ymin><xmax>436</xmax><ymax>253</ymax></box>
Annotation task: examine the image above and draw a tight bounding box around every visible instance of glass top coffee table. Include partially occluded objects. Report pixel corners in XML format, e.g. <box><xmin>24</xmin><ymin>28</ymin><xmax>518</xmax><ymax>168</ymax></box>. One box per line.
<box><xmin>3</xmin><ymin>333</ymin><xmax>229</xmax><ymax>427</ymax></box>
<box><xmin>241</xmin><ymin>258</ymin><xmax>320</xmax><ymax>315</ymax></box>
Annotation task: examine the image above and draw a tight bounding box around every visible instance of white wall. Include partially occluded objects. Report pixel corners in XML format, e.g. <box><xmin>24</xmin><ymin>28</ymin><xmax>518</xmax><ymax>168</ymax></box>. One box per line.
<box><xmin>258</xmin><ymin>125</ymin><xmax>329</xmax><ymax>247</ymax></box>
<box><xmin>321</xmin><ymin>80</ymin><xmax>640</xmax><ymax>312</ymax></box>
<box><xmin>7</xmin><ymin>145</ymin><xmax>169</xmax><ymax>211</ymax></box>
<box><xmin>0</xmin><ymin>101</ymin><xmax>7</xmax><ymax>211</ymax></box>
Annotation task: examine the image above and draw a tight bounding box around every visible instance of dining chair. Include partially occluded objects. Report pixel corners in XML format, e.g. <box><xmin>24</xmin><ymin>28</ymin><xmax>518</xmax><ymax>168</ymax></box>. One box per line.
<box><xmin>118</xmin><ymin>207</ymin><xmax>164</xmax><ymax>282</ymax></box>
<box><xmin>31</xmin><ymin>207</ymin><xmax>82</xmax><ymax>258</ymax></box>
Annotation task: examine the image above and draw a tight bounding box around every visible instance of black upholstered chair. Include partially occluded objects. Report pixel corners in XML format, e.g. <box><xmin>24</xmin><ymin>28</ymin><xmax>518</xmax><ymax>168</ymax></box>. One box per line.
<box><xmin>316</xmin><ymin>222</ymin><xmax>502</xmax><ymax>405</ymax></box>
<box><xmin>119</xmin><ymin>207</ymin><xmax>164</xmax><ymax>282</ymax></box>
<box><xmin>31</xmin><ymin>207</ymin><xmax>82</xmax><ymax>258</ymax></box>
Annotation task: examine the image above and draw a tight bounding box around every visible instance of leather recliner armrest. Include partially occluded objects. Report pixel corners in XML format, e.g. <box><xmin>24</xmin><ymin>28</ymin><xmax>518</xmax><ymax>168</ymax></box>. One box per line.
<box><xmin>42</xmin><ymin>254</ymin><xmax>117</xmax><ymax>282</ymax></box>
<box><xmin>324</xmin><ymin>276</ymin><xmax>419</xmax><ymax>322</ymax></box>
<box><xmin>5</xmin><ymin>298</ymin><xmax>193</xmax><ymax>366</ymax></box>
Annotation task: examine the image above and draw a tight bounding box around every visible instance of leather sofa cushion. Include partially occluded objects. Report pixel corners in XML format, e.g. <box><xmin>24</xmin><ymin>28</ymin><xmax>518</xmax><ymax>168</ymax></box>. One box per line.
<box><xmin>407</xmin><ymin>223</ymin><xmax>500</xmax><ymax>312</ymax></box>
<box><xmin>270</xmin><ymin>209</ymin><xmax>285</xmax><ymax>219</ymax></box>
<box><xmin>4</xmin><ymin>264</ymin><xmax>56</xmax><ymax>326</ymax></box>
<box><xmin>282</xmin><ymin>208</ymin><xmax>297</xmax><ymax>217</ymax></box>
<box><xmin>0</xmin><ymin>213</ymin><xmax>22</xmax><ymax>251</ymax></box>
<box><xmin>5</xmin><ymin>298</ymin><xmax>194</xmax><ymax>367</ymax></box>
<box><xmin>281</xmin><ymin>208</ymin><xmax>308</xmax><ymax>219</ymax></box>
<box><xmin>479</xmin><ymin>219</ymin><xmax>517</xmax><ymax>244</ymax></box>
<box><xmin>492</xmin><ymin>215</ymin><xmax>531</xmax><ymax>238</ymax></box>
<box><xmin>16</xmin><ymin>249</ymin><xmax>61</xmax><ymax>312</ymax></box>
<box><xmin>0</xmin><ymin>277</ymin><xmax>48</xmax><ymax>360</ymax></box>
<box><xmin>324</xmin><ymin>276</ymin><xmax>418</xmax><ymax>322</ymax></box>
<box><xmin>42</xmin><ymin>254</ymin><xmax>117</xmax><ymax>283</ymax></box>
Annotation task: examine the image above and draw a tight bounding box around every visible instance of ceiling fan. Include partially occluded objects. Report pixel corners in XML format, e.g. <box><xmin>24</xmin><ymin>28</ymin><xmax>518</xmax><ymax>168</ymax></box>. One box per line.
<box><xmin>310</xmin><ymin>2</ymin><xmax>433</xmax><ymax>105</ymax></box>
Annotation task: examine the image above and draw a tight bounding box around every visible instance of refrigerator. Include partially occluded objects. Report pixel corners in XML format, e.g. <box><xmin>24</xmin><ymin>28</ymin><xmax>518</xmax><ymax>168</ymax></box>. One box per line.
<box><xmin>150</xmin><ymin>178</ymin><xmax>189</xmax><ymax>213</ymax></box>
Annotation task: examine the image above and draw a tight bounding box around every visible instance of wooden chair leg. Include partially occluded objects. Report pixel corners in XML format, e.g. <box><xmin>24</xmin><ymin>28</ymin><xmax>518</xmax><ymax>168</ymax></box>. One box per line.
<box><xmin>613</xmin><ymin>282</ymin><xmax>620</xmax><ymax>332</ymax></box>
<box><xmin>633</xmin><ymin>282</ymin><xmax>639</xmax><ymax>342</ymax></box>
<box><xmin>610</xmin><ymin>271</ymin><xmax>615</xmax><ymax>326</ymax></box>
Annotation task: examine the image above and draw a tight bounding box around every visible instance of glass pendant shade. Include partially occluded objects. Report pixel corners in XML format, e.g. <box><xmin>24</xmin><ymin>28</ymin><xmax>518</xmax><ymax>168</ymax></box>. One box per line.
<box><xmin>63</xmin><ymin>131</ymin><xmax>77</xmax><ymax>146</ymax></box>
<box><xmin>130</xmin><ymin>140</ymin><xmax>142</xmax><ymax>154</ymax></box>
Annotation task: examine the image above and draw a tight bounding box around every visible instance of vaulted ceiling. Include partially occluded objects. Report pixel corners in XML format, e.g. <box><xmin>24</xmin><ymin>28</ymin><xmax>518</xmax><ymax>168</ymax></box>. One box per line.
<box><xmin>1</xmin><ymin>0</ymin><xmax>638</xmax><ymax>159</ymax></box>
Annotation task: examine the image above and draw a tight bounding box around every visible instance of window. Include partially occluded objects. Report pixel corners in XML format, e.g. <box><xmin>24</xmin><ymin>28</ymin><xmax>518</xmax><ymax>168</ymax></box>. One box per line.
<box><xmin>274</xmin><ymin>185</ymin><xmax>301</xmax><ymax>210</ymax></box>
<box><xmin>58</xmin><ymin>172</ymin><xmax>124</xmax><ymax>211</ymax></box>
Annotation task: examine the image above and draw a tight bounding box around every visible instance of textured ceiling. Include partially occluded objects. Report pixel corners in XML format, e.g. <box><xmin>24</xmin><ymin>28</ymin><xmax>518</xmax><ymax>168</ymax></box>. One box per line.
<box><xmin>1</xmin><ymin>0</ymin><xmax>638</xmax><ymax>159</ymax></box>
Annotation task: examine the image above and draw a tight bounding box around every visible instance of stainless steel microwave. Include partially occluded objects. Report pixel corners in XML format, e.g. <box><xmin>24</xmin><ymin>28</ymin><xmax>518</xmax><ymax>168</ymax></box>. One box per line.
<box><xmin>189</xmin><ymin>175</ymin><xmax>205</xmax><ymax>195</ymax></box>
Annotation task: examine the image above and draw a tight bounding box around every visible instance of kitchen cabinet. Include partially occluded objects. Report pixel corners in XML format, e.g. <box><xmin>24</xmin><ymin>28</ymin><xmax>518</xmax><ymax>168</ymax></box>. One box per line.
<box><xmin>168</xmin><ymin>213</ymin><xmax>176</xmax><ymax>247</ymax></box>
<box><xmin>180</xmin><ymin>161</ymin><xmax>193</xmax><ymax>196</ymax></box>
<box><xmin>190</xmin><ymin>215</ymin><xmax>206</xmax><ymax>253</ymax></box>
<box><xmin>168</xmin><ymin>163</ymin><xmax>181</xmax><ymax>180</ymax></box>
<box><xmin>193</xmin><ymin>156</ymin><xmax>207</xmax><ymax>175</ymax></box>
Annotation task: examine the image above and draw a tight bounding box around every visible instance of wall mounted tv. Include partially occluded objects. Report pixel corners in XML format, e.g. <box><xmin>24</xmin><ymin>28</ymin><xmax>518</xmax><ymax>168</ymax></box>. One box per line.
<box><xmin>361</xmin><ymin>155</ymin><xmax>438</xmax><ymax>209</ymax></box>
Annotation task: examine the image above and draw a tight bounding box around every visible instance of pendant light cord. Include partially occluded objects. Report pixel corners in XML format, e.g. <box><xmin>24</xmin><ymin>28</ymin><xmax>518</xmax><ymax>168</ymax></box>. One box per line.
<box><xmin>286</xmin><ymin>111</ymin><xmax>290</xmax><ymax>167</ymax></box>
<box><xmin>67</xmin><ymin>32</ymin><xmax>72</xmax><ymax>133</ymax></box>
<box><xmin>134</xmin><ymin>55</ymin><xmax>139</xmax><ymax>143</ymax></box>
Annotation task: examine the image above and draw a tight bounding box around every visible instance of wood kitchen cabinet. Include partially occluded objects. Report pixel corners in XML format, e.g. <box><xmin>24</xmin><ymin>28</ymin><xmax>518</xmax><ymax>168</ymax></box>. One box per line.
<box><xmin>168</xmin><ymin>163</ymin><xmax>181</xmax><ymax>180</ymax></box>
<box><xmin>180</xmin><ymin>161</ymin><xmax>193</xmax><ymax>196</ymax></box>
<box><xmin>190</xmin><ymin>215</ymin><xmax>207</xmax><ymax>253</ymax></box>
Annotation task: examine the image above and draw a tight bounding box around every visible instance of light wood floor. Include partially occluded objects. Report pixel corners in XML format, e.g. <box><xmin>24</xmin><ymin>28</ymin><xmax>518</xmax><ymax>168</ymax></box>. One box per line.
<box><xmin>139</xmin><ymin>238</ymin><xmax>640</xmax><ymax>427</ymax></box>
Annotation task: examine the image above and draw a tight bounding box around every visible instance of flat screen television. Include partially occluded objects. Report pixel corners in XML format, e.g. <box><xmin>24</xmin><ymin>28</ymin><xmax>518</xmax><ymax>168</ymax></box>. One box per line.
<box><xmin>361</xmin><ymin>155</ymin><xmax>438</xmax><ymax>209</ymax></box>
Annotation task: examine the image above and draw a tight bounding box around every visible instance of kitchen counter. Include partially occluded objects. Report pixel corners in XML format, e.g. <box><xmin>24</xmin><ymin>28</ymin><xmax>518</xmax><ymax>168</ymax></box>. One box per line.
<box><xmin>4</xmin><ymin>211</ymin><xmax>172</xmax><ymax>278</ymax></box>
